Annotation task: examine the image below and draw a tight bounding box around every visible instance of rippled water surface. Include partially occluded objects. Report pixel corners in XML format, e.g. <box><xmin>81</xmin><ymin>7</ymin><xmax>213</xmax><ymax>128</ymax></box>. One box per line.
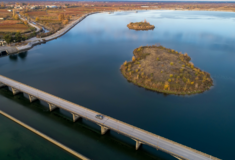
<box><xmin>0</xmin><ymin>10</ymin><xmax>235</xmax><ymax>160</ymax></box>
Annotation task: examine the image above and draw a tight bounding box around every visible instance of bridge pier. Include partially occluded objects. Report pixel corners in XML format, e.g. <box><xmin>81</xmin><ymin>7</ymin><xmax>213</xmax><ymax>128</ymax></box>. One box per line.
<box><xmin>48</xmin><ymin>103</ymin><xmax>57</xmax><ymax>111</ymax></box>
<box><xmin>11</xmin><ymin>87</ymin><xmax>21</xmax><ymax>95</ymax></box>
<box><xmin>71</xmin><ymin>113</ymin><xmax>80</xmax><ymax>122</ymax></box>
<box><xmin>99</xmin><ymin>125</ymin><xmax>109</xmax><ymax>135</ymax></box>
<box><xmin>132</xmin><ymin>139</ymin><xmax>142</xmax><ymax>150</ymax></box>
<box><xmin>28</xmin><ymin>94</ymin><xmax>37</xmax><ymax>103</ymax></box>
<box><xmin>0</xmin><ymin>82</ymin><xmax>5</xmax><ymax>88</ymax></box>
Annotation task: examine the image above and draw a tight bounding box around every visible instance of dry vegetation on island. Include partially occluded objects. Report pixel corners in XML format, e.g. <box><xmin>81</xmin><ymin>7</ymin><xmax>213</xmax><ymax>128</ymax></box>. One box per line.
<box><xmin>120</xmin><ymin>46</ymin><xmax>213</xmax><ymax>95</ymax></box>
<box><xmin>127</xmin><ymin>19</ymin><xmax>155</xmax><ymax>30</ymax></box>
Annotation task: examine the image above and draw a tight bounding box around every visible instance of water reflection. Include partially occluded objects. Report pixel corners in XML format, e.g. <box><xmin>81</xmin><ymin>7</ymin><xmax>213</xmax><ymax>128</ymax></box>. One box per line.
<box><xmin>18</xmin><ymin>51</ymin><xmax>28</xmax><ymax>59</ymax></box>
<box><xmin>9</xmin><ymin>54</ymin><xmax>18</xmax><ymax>61</ymax></box>
<box><xmin>0</xmin><ymin>51</ymin><xmax>7</xmax><ymax>57</ymax></box>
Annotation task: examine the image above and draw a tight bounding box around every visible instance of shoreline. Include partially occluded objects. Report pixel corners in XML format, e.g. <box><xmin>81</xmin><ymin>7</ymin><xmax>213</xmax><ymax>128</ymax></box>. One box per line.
<box><xmin>16</xmin><ymin>12</ymin><xmax>100</xmax><ymax>53</ymax></box>
<box><xmin>0</xmin><ymin>110</ymin><xmax>90</xmax><ymax>160</ymax></box>
<box><xmin>1</xmin><ymin>9</ymin><xmax>235</xmax><ymax>55</ymax></box>
<box><xmin>1</xmin><ymin>12</ymin><xmax>100</xmax><ymax>55</ymax></box>
<box><xmin>121</xmin><ymin>69</ymin><xmax>206</xmax><ymax>95</ymax></box>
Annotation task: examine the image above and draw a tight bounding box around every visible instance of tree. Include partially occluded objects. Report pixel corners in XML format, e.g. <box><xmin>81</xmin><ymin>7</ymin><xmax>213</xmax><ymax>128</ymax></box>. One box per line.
<box><xmin>35</xmin><ymin>17</ymin><xmax>39</xmax><ymax>21</ymax></box>
<box><xmin>132</xmin><ymin>56</ymin><xmax>136</xmax><ymax>61</ymax></box>
<box><xmin>15</xmin><ymin>32</ymin><xmax>22</xmax><ymax>42</ymax></box>
<box><xmin>4</xmin><ymin>34</ymin><xmax>13</xmax><ymax>44</ymax></box>
<box><xmin>23</xmin><ymin>20</ymin><xmax>28</xmax><ymax>25</ymax></box>
<box><xmin>1</xmin><ymin>2</ymin><xmax>5</xmax><ymax>8</ymax></box>
<box><xmin>62</xmin><ymin>19</ymin><xmax>68</xmax><ymax>25</ymax></box>
<box><xmin>66</xmin><ymin>15</ymin><xmax>70</xmax><ymax>21</ymax></box>
<box><xmin>58</xmin><ymin>14</ymin><xmax>64</xmax><ymax>21</ymax></box>
<box><xmin>14</xmin><ymin>14</ymin><xmax>19</xmax><ymax>20</ymax></box>
<box><xmin>22</xmin><ymin>36</ymin><xmax>26</xmax><ymax>41</ymax></box>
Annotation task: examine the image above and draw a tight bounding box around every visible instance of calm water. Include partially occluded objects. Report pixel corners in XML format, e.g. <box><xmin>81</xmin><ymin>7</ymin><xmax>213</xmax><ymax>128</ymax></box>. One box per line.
<box><xmin>0</xmin><ymin>10</ymin><xmax>235</xmax><ymax>160</ymax></box>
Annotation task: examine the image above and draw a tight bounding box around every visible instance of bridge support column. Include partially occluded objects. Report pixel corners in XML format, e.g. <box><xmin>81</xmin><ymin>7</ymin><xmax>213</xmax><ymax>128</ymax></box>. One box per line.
<box><xmin>71</xmin><ymin>113</ymin><xmax>80</xmax><ymax>122</ymax></box>
<box><xmin>11</xmin><ymin>87</ymin><xmax>20</xmax><ymax>95</ymax></box>
<box><xmin>28</xmin><ymin>95</ymin><xmax>37</xmax><ymax>103</ymax></box>
<box><xmin>48</xmin><ymin>103</ymin><xmax>57</xmax><ymax>111</ymax></box>
<box><xmin>134</xmin><ymin>140</ymin><xmax>142</xmax><ymax>150</ymax></box>
<box><xmin>0</xmin><ymin>82</ymin><xmax>5</xmax><ymax>88</ymax></box>
<box><xmin>99</xmin><ymin>125</ymin><xmax>109</xmax><ymax>135</ymax></box>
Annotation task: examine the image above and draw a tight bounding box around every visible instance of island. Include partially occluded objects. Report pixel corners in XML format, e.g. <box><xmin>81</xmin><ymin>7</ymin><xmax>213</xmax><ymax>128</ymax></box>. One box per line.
<box><xmin>120</xmin><ymin>45</ymin><xmax>213</xmax><ymax>95</ymax></box>
<box><xmin>127</xmin><ymin>20</ymin><xmax>155</xmax><ymax>30</ymax></box>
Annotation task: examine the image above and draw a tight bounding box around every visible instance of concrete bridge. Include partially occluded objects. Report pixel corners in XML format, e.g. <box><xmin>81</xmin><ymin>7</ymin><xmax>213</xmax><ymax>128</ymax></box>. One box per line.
<box><xmin>0</xmin><ymin>75</ymin><xmax>220</xmax><ymax>160</ymax></box>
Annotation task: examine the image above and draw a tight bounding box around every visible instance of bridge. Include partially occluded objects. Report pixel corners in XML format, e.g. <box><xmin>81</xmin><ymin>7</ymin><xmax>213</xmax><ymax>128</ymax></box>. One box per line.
<box><xmin>0</xmin><ymin>75</ymin><xmax>220</xmax><ymax>160</ymax></box>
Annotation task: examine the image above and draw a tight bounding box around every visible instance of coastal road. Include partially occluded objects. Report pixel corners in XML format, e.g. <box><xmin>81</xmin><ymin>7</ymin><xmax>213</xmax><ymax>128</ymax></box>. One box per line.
<box><xmin>16</xmin><ymin>13</ymin><xmax>97</xmax><ymax>52</ymax></box>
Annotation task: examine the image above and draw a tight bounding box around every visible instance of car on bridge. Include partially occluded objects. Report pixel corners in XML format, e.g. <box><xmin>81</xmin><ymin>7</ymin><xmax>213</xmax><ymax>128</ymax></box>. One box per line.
<box><xmin>95</xmin><ymin>115</ymin><xmax>104</xmax><ymax>120</ymax></box>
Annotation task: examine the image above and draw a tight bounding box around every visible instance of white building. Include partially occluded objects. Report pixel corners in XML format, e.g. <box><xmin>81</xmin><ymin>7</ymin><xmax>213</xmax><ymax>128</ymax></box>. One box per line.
<box><xmin>30</xmin><ymin>6</ymin><xmax>36</xmax><ymax>10</ymax></box>
<box><xmin>7</xmin><ymin>10</ymin><xmax>12</xmax><ymax>12</ymax></box>
<box><xmin>14</xmin><ymin>5</ymin><xmax>23</xmax><ymax>9</ymax></box>
<box><xmin>45</xmin><ymin>5</ymin><xmax>57</xmax><ymax>9</ymax></box>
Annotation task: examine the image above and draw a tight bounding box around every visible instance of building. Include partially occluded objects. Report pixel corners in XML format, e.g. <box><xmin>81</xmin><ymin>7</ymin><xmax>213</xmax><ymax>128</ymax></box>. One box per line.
<box><xmin>6</xmin><ymin>5</ymin><xmax>14</xmax><ymax>8</ymax></box>
<box><xmin>0</xmin><ymin>40</ymin><xmax>6</xmax><ymax>46</ymax></box>
<box><xmin>30</xmin><ymin>6</ymin><xmax>36</xmax><ymax>10</ymax></box>
<box><xmin>45</xmin><ymin>5</ymin><xmax>57</xmax><ymax>9</ymax></box>
<box><xmin>7</xmin><ymin>10</ymin><xmax>12</xmax><ymax>12</ymax></box>
<box><xmin>14</xmin><ymin>5</ymin><xmax>23</xmax><ymax>9</ymax></box>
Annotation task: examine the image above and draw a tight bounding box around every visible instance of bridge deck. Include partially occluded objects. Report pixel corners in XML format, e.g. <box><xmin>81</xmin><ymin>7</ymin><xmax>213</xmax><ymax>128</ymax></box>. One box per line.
<box><xmin>0</xmin><ymin>75</ymin><xmax>220</xmax><ymax>160</ymax></box>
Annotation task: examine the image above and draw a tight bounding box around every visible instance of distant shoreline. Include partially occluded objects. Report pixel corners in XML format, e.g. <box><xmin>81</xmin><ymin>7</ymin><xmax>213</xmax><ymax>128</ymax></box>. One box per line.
<box><xmin>1</xmin><ymin>9</ymin><xmax>234</xmax><ymax>55</ymax></box>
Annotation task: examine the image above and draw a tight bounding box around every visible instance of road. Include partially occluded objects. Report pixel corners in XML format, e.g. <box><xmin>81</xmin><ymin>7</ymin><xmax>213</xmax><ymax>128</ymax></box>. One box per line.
<box><xmin>16</xmin><ymin>13</ymin><xmax>98</xmax><ymax>52</ymax></box>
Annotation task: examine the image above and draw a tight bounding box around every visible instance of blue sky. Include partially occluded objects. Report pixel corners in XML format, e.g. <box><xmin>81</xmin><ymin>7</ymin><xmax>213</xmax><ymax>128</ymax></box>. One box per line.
<box><xmin>5</xmin><ymin>0</ymin><xmax>235</xmax><ymax>2</ymax></box>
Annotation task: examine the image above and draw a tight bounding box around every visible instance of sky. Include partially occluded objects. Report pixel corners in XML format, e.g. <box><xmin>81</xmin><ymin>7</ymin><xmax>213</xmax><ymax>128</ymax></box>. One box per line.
<box><xmin>4</xmin><ymin>0</ymin><xmax>235</xmax><ymax>2</ymax></box>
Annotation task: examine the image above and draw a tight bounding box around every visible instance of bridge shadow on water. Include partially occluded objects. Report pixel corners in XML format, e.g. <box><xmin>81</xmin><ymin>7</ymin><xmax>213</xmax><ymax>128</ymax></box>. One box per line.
<box><xmin>0</xmin><ymin>86</ymin><xmax>176</xmax><ymax>160</ymax></box>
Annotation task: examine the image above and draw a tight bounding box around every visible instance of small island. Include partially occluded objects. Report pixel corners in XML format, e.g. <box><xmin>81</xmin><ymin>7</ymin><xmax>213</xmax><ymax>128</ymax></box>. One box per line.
<box><xmin>127</xmin><ymin>20</ymin><xmax>155</xmax><ymax>30</ymax></box>
<box><xmin>120</xmin><ymin>45</ymin><xmax>213</xmax><ymax>95</ymax></box>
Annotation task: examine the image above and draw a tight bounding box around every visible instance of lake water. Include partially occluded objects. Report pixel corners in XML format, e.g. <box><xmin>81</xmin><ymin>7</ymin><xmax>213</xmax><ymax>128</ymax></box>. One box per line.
<box><xmin>0</xmin><ymin>10</ymin><xmax>235</xmax><ymax>160</ymax></box>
